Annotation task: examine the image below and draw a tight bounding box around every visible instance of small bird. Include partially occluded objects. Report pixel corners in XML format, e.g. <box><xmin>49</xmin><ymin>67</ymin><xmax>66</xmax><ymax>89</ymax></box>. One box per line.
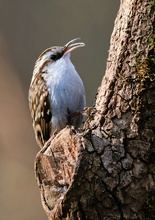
<box><xmin>29</xmin><ymin>38</ymin><xmax>86</xmax><ymax>148</ymax></box>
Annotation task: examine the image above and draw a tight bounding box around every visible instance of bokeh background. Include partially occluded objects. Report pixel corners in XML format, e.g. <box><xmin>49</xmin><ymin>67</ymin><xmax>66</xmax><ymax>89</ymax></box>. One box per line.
<box><xmin>0</xmin><ymin>1</ymin><xmax>119</xmax><ymax>219</ymax></box>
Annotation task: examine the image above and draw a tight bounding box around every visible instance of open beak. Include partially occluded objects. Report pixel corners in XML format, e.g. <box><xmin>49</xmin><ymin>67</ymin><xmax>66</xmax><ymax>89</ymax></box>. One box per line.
<box><xmin>63</xmin><ymin>38</ymin><xmax>85</xmax><ymax>55</ymax></box>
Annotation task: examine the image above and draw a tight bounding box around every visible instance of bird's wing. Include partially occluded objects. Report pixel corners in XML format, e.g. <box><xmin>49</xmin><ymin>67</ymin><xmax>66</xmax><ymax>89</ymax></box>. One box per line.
<box><xmin>29</xmin><ymin>75</ymin><xmax>52</xmax><ymax>148</ymax></box>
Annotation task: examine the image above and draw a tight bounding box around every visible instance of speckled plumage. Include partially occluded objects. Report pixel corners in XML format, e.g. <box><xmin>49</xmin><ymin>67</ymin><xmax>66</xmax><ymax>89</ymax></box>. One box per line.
<box><xmin>29</xmin><ymin>39</ymin><xmax>86</xmax><ymax>148</ymax></box>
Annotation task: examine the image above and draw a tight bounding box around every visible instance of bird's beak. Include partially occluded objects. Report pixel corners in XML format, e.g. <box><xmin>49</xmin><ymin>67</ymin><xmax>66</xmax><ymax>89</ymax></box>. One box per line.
<box><xmin>63</xmin><ymin>38</ymin><xmax>85</xmax><ymax>55</ymax></box>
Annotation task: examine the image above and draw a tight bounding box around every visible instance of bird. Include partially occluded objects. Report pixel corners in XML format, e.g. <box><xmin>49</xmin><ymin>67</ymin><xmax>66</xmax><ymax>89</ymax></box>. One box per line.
<box><xmin>28</xmin><ymin>38</ymin><xmax>86</xmax><ymax>148</ymax></box>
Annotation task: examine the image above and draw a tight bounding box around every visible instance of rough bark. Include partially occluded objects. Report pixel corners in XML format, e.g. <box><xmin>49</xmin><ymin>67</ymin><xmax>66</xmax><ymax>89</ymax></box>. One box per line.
<box><xmin>35</xmin><ymin>0</ymin><xmax>155</xmax><ymax>219</ymax></box>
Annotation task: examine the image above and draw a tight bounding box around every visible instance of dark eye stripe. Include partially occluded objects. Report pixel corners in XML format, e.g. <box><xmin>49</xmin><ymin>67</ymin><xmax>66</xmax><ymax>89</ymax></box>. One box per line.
<box><xmin>50</xmin><ymin>54</ymin><xmax>58</xmax><ymax>60</ymax></box>
<box><xmin>50</xmin><ymin>53</ymin><xmax>62</xmax><ymax>61</ymax></box>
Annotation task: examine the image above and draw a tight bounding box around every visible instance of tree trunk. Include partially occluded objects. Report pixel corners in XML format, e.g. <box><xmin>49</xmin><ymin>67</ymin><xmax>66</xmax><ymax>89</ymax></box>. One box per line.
<box><xmin>35</xmin><ymin>0</ymin><xmax>155</xmax><ymax>219</ymax></box>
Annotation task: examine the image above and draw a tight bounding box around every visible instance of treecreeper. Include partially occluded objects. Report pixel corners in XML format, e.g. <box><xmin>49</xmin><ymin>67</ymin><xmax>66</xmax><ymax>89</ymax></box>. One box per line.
<box><xmin>28</xmin><ymin>38</ymin><xmax>86</xmax><ymax>148</ymax></box>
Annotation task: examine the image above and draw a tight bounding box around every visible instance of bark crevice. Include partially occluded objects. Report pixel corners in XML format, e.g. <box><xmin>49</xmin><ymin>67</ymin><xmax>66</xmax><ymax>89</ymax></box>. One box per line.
<box><xmin>34</xmin><ymin>0</ymin><xmax>155</xmax><ymax>219</ymax></box>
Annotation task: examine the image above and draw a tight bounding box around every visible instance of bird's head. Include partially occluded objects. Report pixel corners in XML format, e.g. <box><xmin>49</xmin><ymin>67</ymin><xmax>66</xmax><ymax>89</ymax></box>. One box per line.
<box><xmin>33</xmin><ymin>38</ymin><xmax>85</xmax><ymax>76</ymax></box>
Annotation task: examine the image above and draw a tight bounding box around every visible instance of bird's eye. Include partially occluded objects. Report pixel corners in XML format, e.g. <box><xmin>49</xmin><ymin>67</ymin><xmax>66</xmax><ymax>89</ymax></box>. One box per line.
<box><xmin>50</xmin><ymin>54</ymin><xmax>58</xmax><ymax>61</ymax></box>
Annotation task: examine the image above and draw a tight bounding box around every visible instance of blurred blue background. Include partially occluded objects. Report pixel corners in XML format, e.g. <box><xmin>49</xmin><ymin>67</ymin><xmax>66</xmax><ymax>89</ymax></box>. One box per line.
<box><xmin>0</xmin><ymin>1</ymin><xmax>119</xmax><ymax>219</ymax></box>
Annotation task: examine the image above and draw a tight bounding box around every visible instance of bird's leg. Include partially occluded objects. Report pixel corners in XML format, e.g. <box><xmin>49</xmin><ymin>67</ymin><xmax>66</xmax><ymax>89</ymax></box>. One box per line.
<box><xmin>69</xmin><ymin>107</ymin><xmax>97</xmax><ymax>126</ymax></box>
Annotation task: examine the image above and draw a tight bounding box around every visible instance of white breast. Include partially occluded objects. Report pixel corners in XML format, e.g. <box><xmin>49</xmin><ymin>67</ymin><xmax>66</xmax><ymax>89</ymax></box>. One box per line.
<box><xmin>42</xmin><ymin>54</ymin><xmax>86</xmax><ymax>132</ymax></box>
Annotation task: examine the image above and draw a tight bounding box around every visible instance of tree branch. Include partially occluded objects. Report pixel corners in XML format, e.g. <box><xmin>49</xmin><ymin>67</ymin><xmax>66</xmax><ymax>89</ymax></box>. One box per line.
<box><xmin>35</xmin><ymin>0</ymin><xmax>155</xmax><ymax>219</ymax></box>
